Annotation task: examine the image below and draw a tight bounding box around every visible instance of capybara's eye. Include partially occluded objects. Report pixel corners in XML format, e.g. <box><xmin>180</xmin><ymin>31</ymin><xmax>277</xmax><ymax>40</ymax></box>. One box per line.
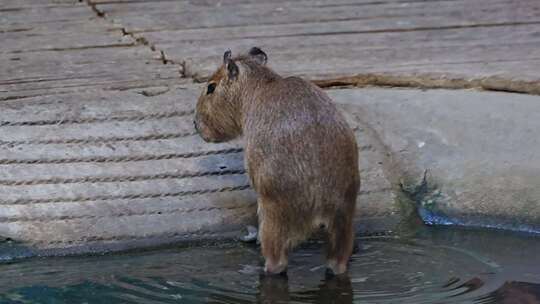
<box><xmin>207</xmin><ymin>83</ymin><xmax>216</xmax><ymax>95</ymax></box>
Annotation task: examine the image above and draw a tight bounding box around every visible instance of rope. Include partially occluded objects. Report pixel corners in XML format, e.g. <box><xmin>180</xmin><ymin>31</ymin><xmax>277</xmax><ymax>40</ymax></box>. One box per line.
<box><xmin>0</xmin><ymin>109</ymin><xmax>194</xmax><ymax>127</ymax></box>
<box><xmin>0</xmin><ymin>147</ymin><xmax>243</xmax><ymax>165</ymax></box>
<box><xmin>43</xmin><ymin>230</ymin><xmax>228</xmax><ymax>245</ymax></box>
<box><xmin>0</xmin><ymin>202</ymin><xmax>252</xmax><ymax>223</ymax></box>
<box><xmin>1</xmin><ymin>184</ymin><xmax>251</xmax><ymax>205</ymax></box>
<box><xmin>0</xmin><ymin>169</ymin><xmax>246</xmax><ymax>186</ymax></box>
<box><xmin>0</xmin><ymin>131</ymin><xmax>197</xmax><ymax>146</ymax></box>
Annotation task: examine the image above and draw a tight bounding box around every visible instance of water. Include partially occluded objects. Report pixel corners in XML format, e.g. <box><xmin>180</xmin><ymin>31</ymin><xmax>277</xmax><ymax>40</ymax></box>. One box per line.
<box><xmin>0</xmin><ymin>227</ymin><xmax>539</xmax><ymax>303</ymax></box>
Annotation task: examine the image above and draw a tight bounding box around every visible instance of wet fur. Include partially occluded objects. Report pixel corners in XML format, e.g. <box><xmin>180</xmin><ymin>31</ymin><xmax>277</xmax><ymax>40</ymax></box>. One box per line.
<box><xmin>195</xmin><ymin>49</ymin><xmax>360</xmax><ymax>275</ymax></box>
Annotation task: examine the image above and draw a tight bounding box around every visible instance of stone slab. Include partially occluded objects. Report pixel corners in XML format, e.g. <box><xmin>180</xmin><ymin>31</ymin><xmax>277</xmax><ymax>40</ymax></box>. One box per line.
<box><xmin>330</xmin><ymin>87</ymin><xmax>540</xmax><ymax>234</ymax></box>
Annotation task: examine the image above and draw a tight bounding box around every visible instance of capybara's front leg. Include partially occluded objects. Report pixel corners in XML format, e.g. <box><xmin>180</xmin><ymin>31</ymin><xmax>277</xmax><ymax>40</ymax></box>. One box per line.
<box><xmin>326</xmin><ymin>210</ymin><xmax>355</xmax><ymax>275</ymax></box>
<box><xmin>259</xmin><ymin>201</ymin><xmax>289</xmax><ymax>275</ymax></box>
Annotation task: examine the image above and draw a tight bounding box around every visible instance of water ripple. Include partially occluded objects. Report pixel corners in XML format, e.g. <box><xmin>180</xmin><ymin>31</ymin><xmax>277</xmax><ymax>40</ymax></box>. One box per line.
<box><xmin>1</xmin><ymin>228</ymin><xmax>539</xmax><ymax>303</ymax></box>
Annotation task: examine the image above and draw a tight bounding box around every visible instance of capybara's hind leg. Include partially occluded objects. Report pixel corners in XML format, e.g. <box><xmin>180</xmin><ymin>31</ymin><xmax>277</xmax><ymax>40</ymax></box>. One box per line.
<box><xmin>259</xmin><ymin>203</ymin><xmax>289</xmax><ymax>275</ymax></box>
<box><xmin>326</xmin><ymin>211</ymin><xmax>354</xmax><ymax>275</ymax></box>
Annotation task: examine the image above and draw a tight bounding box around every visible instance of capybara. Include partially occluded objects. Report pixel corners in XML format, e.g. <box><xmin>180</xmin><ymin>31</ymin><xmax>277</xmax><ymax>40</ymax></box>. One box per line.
<box><xmin>194</xmin><ymin>47</ymin><xmax>360</xmax><ymax>275</ymax></box>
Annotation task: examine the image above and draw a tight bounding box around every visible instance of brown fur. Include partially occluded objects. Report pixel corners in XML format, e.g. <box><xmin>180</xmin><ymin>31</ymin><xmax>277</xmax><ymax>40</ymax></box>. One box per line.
<box><xmin>194</xmin><ymin>48</ymin><xmax>360</xmax><ymax>275</ymax></box>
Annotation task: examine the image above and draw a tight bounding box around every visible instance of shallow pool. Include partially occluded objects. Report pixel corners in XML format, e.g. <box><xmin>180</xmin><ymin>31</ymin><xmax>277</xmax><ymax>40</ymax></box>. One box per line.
<box><xmin>0</xmin><ymin>227</ymin><xmax>539</xmax><ymax>303</ymax></box>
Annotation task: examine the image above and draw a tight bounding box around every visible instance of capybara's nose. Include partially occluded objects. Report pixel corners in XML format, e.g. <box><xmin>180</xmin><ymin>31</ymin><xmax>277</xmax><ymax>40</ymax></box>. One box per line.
<box><xmin>193</xmin><ymin>119</ymin><xmax>199</xmax><ymax>132</ymax></box>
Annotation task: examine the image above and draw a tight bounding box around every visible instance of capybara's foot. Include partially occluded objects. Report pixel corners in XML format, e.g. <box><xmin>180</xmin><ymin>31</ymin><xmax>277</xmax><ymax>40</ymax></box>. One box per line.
<box><xmin>264</xmin><ymin>259</ymin><xmax>288</xmax><ymax>275</ymax></box>
<box><xmin>326</xmin><ymin>259</ymin><xmax>348</xmax><ymax>276</ymax></box>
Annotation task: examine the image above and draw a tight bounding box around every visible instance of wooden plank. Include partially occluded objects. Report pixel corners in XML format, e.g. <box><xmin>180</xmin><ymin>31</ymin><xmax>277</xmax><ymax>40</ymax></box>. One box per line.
<box><xmin>0</xmin><ymin>0</ymin><xmax>182</xmax><ymax>100</ymax></box>
<box><xmin>0</xmin><ymin>78</ymin><xmax>181</xmax><ymax>102</ymax></box>
<box><xmin>0</xmin><ymin>87</ymin><xmax>198</xmax><ymax>123</ymax></box>
<box><xmin>0</xmin><ymin>81</ymin><xmax>180</xmax><ymax>102</ymax></box>
<box><xmin>0</xmin><ymin>45</ymin><xmax>180</xmax><ymax>100</ymax></box>
<box><xmin>144</xmin><ymin>23</ymin><xmax>540</xmax><ymax>50</ymax></box>
<box><xmin>90</xmin><ymin>0</ymin><xmax>435</xmax><ymax>4</ymax></box>
<box><xmin>170</xmin><ymin>40</ymin><xmax>540</xmax><ymax>80</ymax></box>
<box><xmin>0</xmin><ymin>20</ymin><xmax>121</xmax><ymax>36</ymax></box>
<box><xmin>0</xmin><ymin>54</ymin><xmax>161</xmax><ymax>80</ymax></box>
<box><xmin>0</xmin><ymin>0</ymin><xmax>80</xmax><ymax>8</ymax></box>
<box><xmin>0</xmin><ymin>65</ymin><xmax>176</xmax><ymax>87</ymax></box>
<box><xmin>94</xmin><ymin>0</ymin><xmax>537</xmax><ymax>31</ymax></box>
<box><xmin>1</xmin><ymin>32</ymin><xmax>132</xmax><ymax>54</ymax></box>
<box><xmin>95</xmin><ymin>0</ymin><xmax>513</xmax><ymax>19</ymax></box>
<box><xmin>0</xmin><ymin>6</ymin><xmax>102</xmax><ymax>25</ymax></box>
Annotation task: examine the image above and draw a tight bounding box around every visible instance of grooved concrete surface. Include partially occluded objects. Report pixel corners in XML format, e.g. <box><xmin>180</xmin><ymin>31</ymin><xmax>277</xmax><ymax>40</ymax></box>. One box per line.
<box><xmin>1</xmin><ymin>0</ymin><xmax>539</xmax><ymax>253</ymax></box>
<box><xmin>0</xmin><ymin>84</ymin><xmax>397</xmax><ymax>250</ymax></box>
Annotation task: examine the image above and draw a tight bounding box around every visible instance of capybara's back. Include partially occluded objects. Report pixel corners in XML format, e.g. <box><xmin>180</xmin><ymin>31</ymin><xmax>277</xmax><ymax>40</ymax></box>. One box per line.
<box><xmin>194</xmin><ymin>48</ymin><xmax>360</xmax><ymax>276</ymax></box>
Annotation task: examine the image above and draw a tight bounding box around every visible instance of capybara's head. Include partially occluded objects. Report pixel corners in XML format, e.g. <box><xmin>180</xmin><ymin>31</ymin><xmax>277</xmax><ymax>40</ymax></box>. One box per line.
<box><xmin>194</xmin><ymin>47</ymin><xmax>268</xmax><ymax>143</ymax></box>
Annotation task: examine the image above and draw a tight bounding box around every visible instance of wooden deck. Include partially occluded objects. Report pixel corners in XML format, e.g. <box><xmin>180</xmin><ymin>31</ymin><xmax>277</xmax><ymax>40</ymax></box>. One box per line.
<box><xmin>0</xmin><ymin>0</ymin><xmax>181</xmax><ymax>101</ymax></box>
<box><xmin>91</xmin><ymin>0</ymin><xmax>540</xmax><ymax>93</ymax></box>
<box><xmin>1</xmin><ymin>0</ymin><xmax>539</xmax><ymax>252</ymax></box>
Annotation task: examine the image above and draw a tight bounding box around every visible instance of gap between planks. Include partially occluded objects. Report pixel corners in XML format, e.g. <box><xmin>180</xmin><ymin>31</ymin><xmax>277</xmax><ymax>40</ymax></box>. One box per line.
<box><xmin>82</xmin><ymin>0</ymin><xmax>540</xmax><ymax>95</ymax></box>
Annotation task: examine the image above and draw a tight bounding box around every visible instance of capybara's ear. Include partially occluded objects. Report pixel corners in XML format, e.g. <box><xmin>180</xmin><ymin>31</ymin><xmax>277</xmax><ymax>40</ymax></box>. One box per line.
<box><xmin>223</xmin><ymin>49</ymin><xmax>238</xmax><ymax>79</ymax></box>
<box><xmin>223</xmin><ymin>49</ymin><xmax>232</xmax><ymax>64</ymax></box>
<box><xmin>226</xmin><ymin>60</ymin><xmax>239</xmax><ymax>80</ymax></box>
<box><xmin>248</xmin><ymin>47</ymin><xmax>267</xmax><ymax>65</ymax></box>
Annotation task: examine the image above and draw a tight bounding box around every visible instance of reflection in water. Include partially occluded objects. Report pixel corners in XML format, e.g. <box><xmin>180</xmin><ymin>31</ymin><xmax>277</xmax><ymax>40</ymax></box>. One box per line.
<box><xmin>447</xmin><ymin>277</ymin><xmax>485</xmax><ymax>297</ymax></box>
<box><xmin>478</xmin><ymin>282</ymin><xmax>540</xmax><ymax>304</ymax></box>
<box><xmin>312</xmin><ymin>274</ymin><xmax>353</xmax><ymax>304</ymax></box>
<box><xmin>256</xmin><ymin>273</ymin><xmax>353</xmax><ymax>304</ymax></box>
<box><xmin>0</xmin><ymin>227</ymin><xmax>540</xmax><ymax>303</ymax></box>
<box><xmin>257</xmin><ymin>274</ymin><xmax>290</xmax><ymax>304</ymax></box>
